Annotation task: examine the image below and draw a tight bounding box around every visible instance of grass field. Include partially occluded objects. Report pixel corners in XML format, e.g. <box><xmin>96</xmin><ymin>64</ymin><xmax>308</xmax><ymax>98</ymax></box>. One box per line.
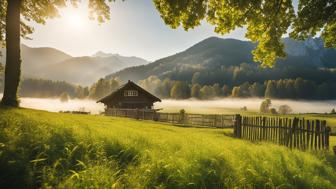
<box><xmin>160</xmin><ymin>107</ymin><xmax>336</xmax><ymax>134</ymax></box>
<box><xmin>0</xmin><ymin>107</ymin><xmax>335</xmax><ymax>188</ymax></box>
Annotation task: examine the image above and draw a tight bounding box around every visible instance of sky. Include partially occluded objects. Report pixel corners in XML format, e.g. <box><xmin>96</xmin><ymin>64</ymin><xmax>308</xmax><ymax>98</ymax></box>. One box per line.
<box><xmin>22</xmin><ymin>0</ymin><xmax>246</xmax><ymax>61</ymax></box>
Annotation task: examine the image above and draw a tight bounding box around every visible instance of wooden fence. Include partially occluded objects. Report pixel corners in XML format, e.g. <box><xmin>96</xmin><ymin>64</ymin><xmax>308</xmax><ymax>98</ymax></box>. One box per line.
<box><xmin>105</xmin><ymin>108</ymin><xmax>234</xmax><ymax>128</ymax></box>
<box><xmin>233</xmin><ymin>115</ymin><xmax>331</xmax><ymax>150</ymax></box>
<box><xmin>105</xmin><ymin>109</ymin><xmax>331</xmax><ymax>150</ymax></box>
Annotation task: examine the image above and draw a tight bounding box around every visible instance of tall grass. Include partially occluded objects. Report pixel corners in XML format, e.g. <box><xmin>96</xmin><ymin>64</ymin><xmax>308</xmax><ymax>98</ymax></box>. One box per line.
<box><xmin>0</xmin><ymin>107</ymin><xmax>335</xmax><ymax>188</ymax></box>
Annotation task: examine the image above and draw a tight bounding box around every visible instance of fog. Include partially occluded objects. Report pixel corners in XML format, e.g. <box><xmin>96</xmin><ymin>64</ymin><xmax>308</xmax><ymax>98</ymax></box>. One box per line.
<box><xmin>0</xmin><ymin>94</ymin><xmax>105</xmax><ymax>114</ymax></box>
<box><xmin>0</xmin><ymin>94</ymin><xmax>335</xmax><ymax>114</ymax></box>
<box><xmin>156</xmin><ymin>98</ymin><xmax>336</xmax><ymax>114</ymax></box>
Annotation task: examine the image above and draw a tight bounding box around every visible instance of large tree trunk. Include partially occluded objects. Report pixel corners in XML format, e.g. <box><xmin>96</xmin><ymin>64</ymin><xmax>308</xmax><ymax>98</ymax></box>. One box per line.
<box><xmin>1</xmin><ymin>0</ymin><xmax>21</xmax><ymax>106</ymax></box>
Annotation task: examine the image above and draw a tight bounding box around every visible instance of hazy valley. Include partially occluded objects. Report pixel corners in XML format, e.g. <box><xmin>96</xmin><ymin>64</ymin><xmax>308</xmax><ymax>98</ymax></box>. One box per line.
<box><xmin>0</xmin><ymin>45</ymin><xmax>149</xmax><ymax>86</ymax></box>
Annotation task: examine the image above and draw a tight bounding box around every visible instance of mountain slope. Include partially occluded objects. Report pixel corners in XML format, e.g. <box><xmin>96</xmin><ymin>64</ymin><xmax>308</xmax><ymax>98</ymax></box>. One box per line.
<box><xmin>1</xmin><ymin>45</ymin><xmax>149</xmax><ymax>86</ymax></box>
<box><xmin>45</xmin><ymin>55</ymin><xmax>148</xmax><ymax>85</ymax></box>
<box><xmin>108</xmin><ymin>37</ymin><xmax>336</xmax><ymax>82</ymax></box>
<box><xmin>1</xmin><ymin>44</ymin><xmax>73</xmax><ymax>76</ymax></box>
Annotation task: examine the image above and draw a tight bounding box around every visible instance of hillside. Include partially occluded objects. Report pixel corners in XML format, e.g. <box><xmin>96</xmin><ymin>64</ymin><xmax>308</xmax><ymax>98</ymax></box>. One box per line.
<box><xmin>0</xmin><ymin>108</ymin><xmax>335</xmax><ymax>188</ymax></box>
<box><xmin>108</xmin><ymin>37</ymin><xmax>336</xmax><ymax>83</ymax></box>
<box><xmin>1</xmin><ymin>44</ymin><xmax>72</xmax><ymax>76</ymax></box>
<box><xmin>43</xmin><ymin>54</ymin><xmax>148</xmax><ymax>86</ymax></box>
<box><xmin>0</xmin><ymin>45</ymin><xmax>149</xmax><ymax>86</ymax></box>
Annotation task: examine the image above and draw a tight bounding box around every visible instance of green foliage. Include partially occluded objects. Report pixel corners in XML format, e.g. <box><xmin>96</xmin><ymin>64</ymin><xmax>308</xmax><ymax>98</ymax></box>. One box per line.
<box><xmin>191</xmin><ymin>83</ymin><xmax>201</xmax><ymax>98</ymax></box>
<box><xmin>1</xmin><ymin>0</ymin><xmax>118</xmax><ymax>107</ymax></box>
<box><xmin>18</xmin><ymin>78</ymin><xmax>78</xmax><ymax>98</ymax></box>
<box><xmin>0</xmin><ymin>0</ymin><xmax>115</xmax><ymax>45</ymax></box>
<box><xmin>331</xmin><ymin>109</ymin><xmax>336</xmax><ymax>114</ymax></box>
<box><xmin>199</xmin><ymin>85</ymin><xmax>216</xmax><ymax>99</ymax></box>
<box><xmin>231</xmin><ymin>86</ymin><xmax>240</xmax><ymax>97</ymax></box>
<box><xmin>59</xmin><ymin>92</ymin><xmax>70</xmax><ymax>102</ymax></box>
<box><xmin>75</xmin><ymin>86</ymin><xmax>89</xmax><ymax>99</ymax></box>
<box><xmin>139</xmin><ymin>75</ymin><xmax>162</xmax><ymax>95</ymax></box>
<box><xmin>170</xmin><ymin>81</ymin><xmax>190</xmax><ymax>99</ymax></box>
<box><xmin>290</xmin><ymin>0</ymin><xmax>336</xmax><ymax>48</ymax></box>
<box><xmin>153</xmin><ymin>0</ymin><xmax>335</xmax><ymax>67</ymax></box>
<box><xmin>89</xmin><ymin>78</ymin><xmax>120</xmax><ymax>100</ymax></box>
<box><xmin>0</xmin><ymin>108</ymin><xmax>335</xmax><ymax>188</ymax></box>
<box><xmin>111</xmin><ymin>37</ymin><xmax>336</xmax><ymax>85</ymax></box>
<box><xmin>178</xmin><ymin>109</ymin><xmax>186</xmax><ymax>124</ymax></box>
<box><xmin>278</xmin><ymin>105</ymin><xmax>293</xmax><ymax>115</ymax></box>
<box><xmin>136</xmin><ymin>74</ymin><xmax>336</xmax><ymax>100</ymax></box>
<box><xmin>265</xmin><ymin>80</ymin><xmax>277</xmax><ymax>98</ymax></box>
<box><xmin>269</xmin><ymin>108</ymin><xmax>278</xmax><ymax>114</ymax></box>
<box><xmin>260</xmin><ymin>98</ymin><xmax>272</xmax><ymax>113</ymax></box>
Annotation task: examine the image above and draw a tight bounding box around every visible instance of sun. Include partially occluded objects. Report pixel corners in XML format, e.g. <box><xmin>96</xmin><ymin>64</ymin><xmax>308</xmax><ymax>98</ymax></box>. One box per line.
<box><xmin>61</xmin><ymin>7</ymin><xmax>89</xmax><ymax>30</ymax></box>
<box><xmin>67</xmin><ymin>12</ymin><xmax>85</xmax><ymax>28</ymax></box>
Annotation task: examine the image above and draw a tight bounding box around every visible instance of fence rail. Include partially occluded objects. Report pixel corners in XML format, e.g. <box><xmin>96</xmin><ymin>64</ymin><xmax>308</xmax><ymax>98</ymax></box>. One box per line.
<box><xmin>105</xmin><ymin>108</ymin><xmax>234</xmax><ymax>128</ymax></box>
<box><xmin>233</xmin><ymin>115</ymin><xmax>331</xmax><ymax>150</ymax></box>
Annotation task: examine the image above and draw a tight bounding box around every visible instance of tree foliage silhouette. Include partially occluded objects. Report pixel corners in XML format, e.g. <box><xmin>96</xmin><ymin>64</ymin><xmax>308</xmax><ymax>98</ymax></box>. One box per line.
<box><xmin>153</xmin><ymin>0</ymin><xmax>336</xmax><ymax>67</ymax></box>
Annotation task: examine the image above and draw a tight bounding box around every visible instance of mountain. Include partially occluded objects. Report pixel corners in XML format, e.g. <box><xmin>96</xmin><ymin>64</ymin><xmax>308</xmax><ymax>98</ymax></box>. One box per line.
<box><xmin>1</xmin><ymin>44</ymin><xmax>73</xmax><ymax>76</ymax></box>
<box><xmin>107</xmin><ymin>37</ymin><xmax>336</xmax><ymax>82</ymax></box>
<box><xmin>0</xmin><ymin>45</ymin><xmax>149</xmax><ymax>86</ymax></box>
<box><xmin>44</xmin><ymin>54</ymin><xmax>148</xmax><ymax>85</ymax></box>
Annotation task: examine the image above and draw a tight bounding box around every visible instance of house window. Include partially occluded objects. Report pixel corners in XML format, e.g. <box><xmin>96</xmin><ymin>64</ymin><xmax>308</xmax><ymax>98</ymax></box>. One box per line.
<box><xmin>124</xmin><ymin>90</ymin><xmax>138</xmax><ymax>96</ymax></box>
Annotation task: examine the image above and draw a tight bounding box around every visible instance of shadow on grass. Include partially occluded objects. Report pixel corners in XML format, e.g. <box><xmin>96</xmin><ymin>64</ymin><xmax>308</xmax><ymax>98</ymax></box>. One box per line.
<box><xmin>143</xmin><ymin>155</ymin><xmax>236</xmax><ymax>189</ymax></box>
<box><xmin>104</xmin><ymin>141</ymin><xmax>140</xmax><ymax>169</ymax></box>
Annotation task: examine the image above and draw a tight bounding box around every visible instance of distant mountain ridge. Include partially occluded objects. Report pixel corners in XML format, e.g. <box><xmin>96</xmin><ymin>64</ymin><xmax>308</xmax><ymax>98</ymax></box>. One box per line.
<box><xmin>0</xmin><ymin>45</ymin><xmax>149</xmax><ymax>86</ymax></box>
<box><xmin>107</xmin><ymin>37</ymin><xmax>336</xmax><ymax>82</ymax></box>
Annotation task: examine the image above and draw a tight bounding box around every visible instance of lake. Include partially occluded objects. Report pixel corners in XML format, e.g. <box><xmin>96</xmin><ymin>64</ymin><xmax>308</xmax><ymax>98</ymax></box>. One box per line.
<box><xmin>0</xmin><ymin>94</ymin><xmax>335</xmax><ymax>114</ymax></box>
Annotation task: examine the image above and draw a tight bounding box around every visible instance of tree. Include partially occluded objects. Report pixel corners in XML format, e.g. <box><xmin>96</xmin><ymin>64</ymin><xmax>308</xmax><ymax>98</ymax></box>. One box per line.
<box><xmin>260</xmin><ymin>98</ymin><xmax>272</xmax><ymax>113</ymax></box>
<box><xmin>278</xmin><ymin>105</ymin><xmax>293</xmax><ymax>114</ymax></box>
<box><xmin>231</xmin><ymin>86</ymin><xmax>240</xmax><ymax>98</ymax></box>
<box><xmin>0</xmin><ymin>0</ymin><xmax>113</xmax><ymax>106</ymax></box>
<box><xmin>191</xmin><ymin>84</ymin><xmax>201</xmax><ymax>98</ymax></box>
<box><xmin>59</xmin><ymin>92</ymin><xmax>69</xmax><ymax>103</ymax></box>
<box><xmin>269</xmin><ymin>108</ymin><xmax>278</xmax><ymax>114</ymax></box>
<box><xmin>212</xmin><ymin>83</ymin><xmax>221</xmax><ymax>96</ymax></box>
<box><xmin>170</xmin><ymin>81</ymin><xmax>190</xmax><ymax>99</ymax></box>
<box><xmin>200</xmin><ymin>85</ymin><xmax>215</xmax><ymax>99</ymax></box>
<box><xmin>331</xmin><ymin>109</ymin><xmax>336</xmax><ymax>114</ymax></box>
<box><xmin>191</xmin><ymin>72</ymin><xmax>201</xmax><ymax>84</ymax></box>
<box><xmin>222</xmin><ymin>84</ymin><xmax>231</xmax><ymax>97</ymax></box>
<box><xmin>154</xmin><ymin>0</ymin><xmax>336</xmax><ymax>67</ymax></box>
<box><xmin>139</xmin><ymin>75</ymin><xmax>162</xmax><ymax>95</ymax></box>
<box><xmin>158</xmin><ymin>78</ymin><xmax>173</xmax><ymax>98</ymax></box>
<box><xmin>265</xmin><ymin>81</ymin><xmax>277</xmax><ymax>98</ymax></box>
<box><xmin>249</xmin><ymin>82</ymin><xmax>265</xmax><ymax>97</ymax></box>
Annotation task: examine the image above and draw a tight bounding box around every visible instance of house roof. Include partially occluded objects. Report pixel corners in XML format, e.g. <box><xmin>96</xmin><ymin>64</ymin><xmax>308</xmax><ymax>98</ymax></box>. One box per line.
<box><xmin>97</xmin><ymin>80</ymin><xmax>161</xmax><ymax>103</ymax></box>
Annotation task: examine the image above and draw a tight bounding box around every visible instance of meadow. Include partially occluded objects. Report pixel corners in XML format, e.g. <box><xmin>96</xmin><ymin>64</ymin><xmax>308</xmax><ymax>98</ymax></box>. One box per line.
<box><xmin>5</xmin><ymin>95</ymin><xmax>336</xmax><ymax>133</ymax></box>
<box><xmin>0</xmin><ymin>107</ymin><xmax>335</xmax><ymax>188</ymax></box>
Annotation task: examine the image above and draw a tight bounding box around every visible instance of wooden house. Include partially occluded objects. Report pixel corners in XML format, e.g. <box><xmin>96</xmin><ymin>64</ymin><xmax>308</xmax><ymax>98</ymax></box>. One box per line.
<box><xmin>97</xmin><ymin>80</ymin><xmax>161</xmax><ymax>109</ymax></box>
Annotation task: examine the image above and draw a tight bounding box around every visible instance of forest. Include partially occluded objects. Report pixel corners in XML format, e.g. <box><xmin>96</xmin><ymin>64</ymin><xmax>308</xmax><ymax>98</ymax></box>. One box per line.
<box><xmin>136</xmin><ymin>62</ymin><xmax>336</xmax><ymax>100</ymax></box>
<box><xmin>1</xmin><ymin>67</ymin><xmax>335</xmax><ymax>100</ymax></box>
<box><xmin>0</xmin><ymin>77</ymin><xmax>121</xmax><ymax>100</ymax></box>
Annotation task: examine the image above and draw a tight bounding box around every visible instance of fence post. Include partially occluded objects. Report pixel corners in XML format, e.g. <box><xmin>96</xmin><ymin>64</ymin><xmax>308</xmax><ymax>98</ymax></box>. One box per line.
<box><xmin>325</xmin><ymin>126</ymin><xmax>331</xmax><ymax>150</ymax></box>
<box><xmin>234</xmin><ymin>114</ymin><xmax>242</xmax><ymax>138</ymax></box>
<box><xmin>262</xmin><ymin>117</ymin><xmax>266</xmax><ymax>140</ymax></box>
<box><xmin>290</xmin><ymin>118</ymin><xmax>299</xmax><ymax>148</ymax></box>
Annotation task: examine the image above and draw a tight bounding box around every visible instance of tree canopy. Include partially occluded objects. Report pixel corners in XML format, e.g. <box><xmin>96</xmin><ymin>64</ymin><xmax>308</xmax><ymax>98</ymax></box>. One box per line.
<box><xmin>153</xmin><ymin>0</ymin><xmax>336</xmax><ymax>67</ymax></box>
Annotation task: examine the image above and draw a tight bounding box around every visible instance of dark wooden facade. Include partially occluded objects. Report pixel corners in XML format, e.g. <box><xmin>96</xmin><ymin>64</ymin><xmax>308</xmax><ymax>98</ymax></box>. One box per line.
<box><xmin>97</xmin><ymin>80</ymin><xmax>161</xmax><ymax>109</ymax></box>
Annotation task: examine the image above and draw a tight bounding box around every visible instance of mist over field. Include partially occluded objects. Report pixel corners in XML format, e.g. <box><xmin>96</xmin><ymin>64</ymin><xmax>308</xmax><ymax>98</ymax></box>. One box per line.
<box><xmin>1</xmin><ymin>94</ymin><xmax>335</xmax><ymax>114</ymax></box>
<box><xmin>156</xmin><ymin>98</ymin><xmax>336</xmax><ymax>114</ymax></box>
